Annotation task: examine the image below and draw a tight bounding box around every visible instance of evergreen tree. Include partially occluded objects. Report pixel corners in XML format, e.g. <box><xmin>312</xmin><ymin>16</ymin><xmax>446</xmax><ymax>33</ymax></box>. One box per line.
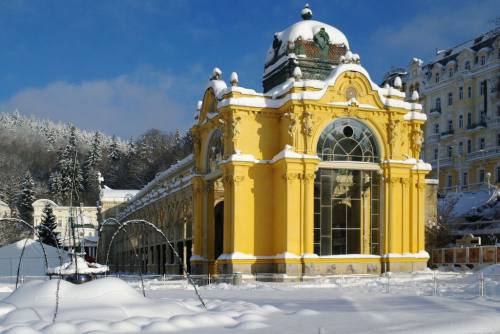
<box><xmin>45</xmin><ymin>128</ymin><xmax>56</xmax><ymax>152</ymax></box>
<box><xmin>54</xmin><ymin>124</ymin><xmax>84</xmax><ymax>205</ymax></box>
<box><xmin>83</xmin><ymin>131</ymin><xmax>102</xmax><ymax>202</ymax></box>
<box><xmin>19</xmin><ymin>172</ymin><xmax>35</xmax><ymax>224</ymax></box>
<box><xmin>38</xmin><ymin>202</ymin><xmax>59</xmax><ymax>247</ymax></box>
<box><xmin>49</xmin><ymin>171</ymin><xmax>63</xmax><ymax>204</ymax></box>
<box><xmin>107</xmin><ymin>134</ymin><xmax>122</xmax><ymax>161</ymax></box>
<box><xmin>125</xmin><ymin>136</ymin><xmax>135</xmax><ymax>162</ymax></box>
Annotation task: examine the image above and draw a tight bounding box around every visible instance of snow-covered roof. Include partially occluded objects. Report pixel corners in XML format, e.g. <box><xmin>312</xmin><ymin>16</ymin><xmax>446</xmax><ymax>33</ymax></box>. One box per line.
<box><xmin>100</xmin><ymin>186</ymin><xmax>139</xmax><ymax>202</ymax></box>
<box><xmin>0</xmin><ymin>200</ymin><xmax>8</xmax><ymax>207</ymax></box>
<box><xmin>265</xmin><ymin>19</ymin><xmax>349</xmax><ymax>65</ymax></box>
<box><xmin>217</xmin><ymin>62</ymin><xmax>421</xmax><ymax>113</ymax></box>
<box><xmin>429</xmin><ymin>30</ymin><xmax>497</xmax><ymax>66</ymax></box>
<box><xmin>32</xmin><ymin>199</ymin><xmax>58</xmax><ymax>207</ymax></box>
<box><xmin>0</xmin><ymin>239</ymin><xmax>70</xmax><ymax>276</ymax></box>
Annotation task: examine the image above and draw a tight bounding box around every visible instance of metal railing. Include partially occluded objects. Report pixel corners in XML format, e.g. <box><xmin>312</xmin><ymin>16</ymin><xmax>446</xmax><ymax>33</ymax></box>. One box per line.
<box><xmin>441</xmin><ymin>129</ymin><xmax>455</xmax><ymax>137</ymax></box>
<box><xmin>4</xmin><ymin>272</ymin><xmax>500</xmax><ymax>300</ymax></box>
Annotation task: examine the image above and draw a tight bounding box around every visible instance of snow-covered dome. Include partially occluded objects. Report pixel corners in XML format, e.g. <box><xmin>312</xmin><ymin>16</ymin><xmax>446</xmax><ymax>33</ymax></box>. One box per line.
<box><xmin>265</xmin><ymin>22</ymin><xmax>349</xmax><ymax>65</ymax></box>
<box><xmin>263</xmin><ymin>4</ymin><xmax>350</xmax><ymax>93</ymax></box>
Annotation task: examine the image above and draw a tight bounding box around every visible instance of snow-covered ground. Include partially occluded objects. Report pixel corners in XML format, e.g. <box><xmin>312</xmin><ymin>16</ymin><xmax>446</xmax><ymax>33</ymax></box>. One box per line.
<box><xmin>1</xmin><ymin>267</ymin><xmax>500</xmax><ymax>334</ymax></box>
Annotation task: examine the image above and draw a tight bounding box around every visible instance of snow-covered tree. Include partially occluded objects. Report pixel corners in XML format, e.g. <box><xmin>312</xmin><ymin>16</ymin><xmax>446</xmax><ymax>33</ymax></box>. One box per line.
<box><xmin>19</xmin><ymin>172</ymin><xmax>35</xmax><ymax>224</ymax></box>
<box><xmin>49</xmin><ymin>171</ymin><xmax>63</xmax><ymax>204</ymax></box>
<box><xmin>108</xmin><ymin>135</ymin><xmax>122</xmax><ymax>161</ymax></box>
<box><xmin>38</xmin><ymin>202</ymin><xmax>59</xmax><ymax>247</ymax></box>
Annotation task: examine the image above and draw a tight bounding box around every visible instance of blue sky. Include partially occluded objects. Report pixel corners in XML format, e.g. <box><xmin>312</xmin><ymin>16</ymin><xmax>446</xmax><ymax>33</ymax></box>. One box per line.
<box><xmin>0</xmin><ymin>0</ymin><xmax>499</xmax><ymax>140</ymax></box>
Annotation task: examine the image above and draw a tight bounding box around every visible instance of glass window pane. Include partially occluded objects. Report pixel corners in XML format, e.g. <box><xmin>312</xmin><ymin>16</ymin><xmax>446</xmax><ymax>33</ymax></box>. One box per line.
<box><xmin>347</xmin><ymin>229</ymin><xmax>361</xmax><ymax>254</ymax></box>
<box><xmin>321</xmin><ymin>206</ymin><xmax>331</xmax><ymax>236</ymax></box>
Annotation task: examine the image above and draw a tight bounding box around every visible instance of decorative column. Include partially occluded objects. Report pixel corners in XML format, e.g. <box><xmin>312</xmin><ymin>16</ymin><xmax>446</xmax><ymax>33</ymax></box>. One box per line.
<box><xmin>190</xmin><ymin>176</ymin><xmax>205</xmax><ymax>259</ymax></box>
<box><xmin>302</xmin><ymin>164</ymin><xmax>318</xmax><ymax>255</ymax></box>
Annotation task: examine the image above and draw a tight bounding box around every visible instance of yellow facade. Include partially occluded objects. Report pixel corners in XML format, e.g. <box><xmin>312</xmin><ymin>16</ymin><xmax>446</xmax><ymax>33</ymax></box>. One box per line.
<box><xmin>115</xmin><ymin>7</ymin><xmax>433</xmax><ymax>275</ymax></box>
<box><xmin>189</xmin><ymin>64</ymin><xmax>430</xmax><ymax>275</ymax></box>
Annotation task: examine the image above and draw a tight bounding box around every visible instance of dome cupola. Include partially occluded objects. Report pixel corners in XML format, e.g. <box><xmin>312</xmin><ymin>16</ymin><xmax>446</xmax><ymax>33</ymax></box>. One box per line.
<box><xmin>263</xmin><ymin>4</ymin><xmax>349</xmax><ymax>93</ymax></box>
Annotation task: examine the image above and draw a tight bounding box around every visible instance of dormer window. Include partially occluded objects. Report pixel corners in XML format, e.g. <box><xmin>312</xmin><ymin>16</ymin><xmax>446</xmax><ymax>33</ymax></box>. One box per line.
<box><xmin>435</xmin><ymin>72</ymin><xmax>440</xmax><ymax>83</ymax></box>
<box><xmin>481</xmin><ymin>55</ymin><xmax>486</xmax><ymax>66</ymax></box>
<box><xmin>465</xmin><ymin>61</ymin><xmax>470</xmax><ymax>70</ymax></box>
<box><xmin>459</xmin><ymin>86</ymin><xmax>463</xmax><ymax>100</ymax></box>
<box><xmin>449</xmin><ymin>68</ymin><xmax>453</xmax><ymax>78</ymax></box>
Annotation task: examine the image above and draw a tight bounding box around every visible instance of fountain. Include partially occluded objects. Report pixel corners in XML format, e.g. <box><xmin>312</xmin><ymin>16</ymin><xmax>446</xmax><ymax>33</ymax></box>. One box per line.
<box><xmin>100</xmin><ymin>218</ymin><xmax>207</xmax><ymax>308</ymax></box>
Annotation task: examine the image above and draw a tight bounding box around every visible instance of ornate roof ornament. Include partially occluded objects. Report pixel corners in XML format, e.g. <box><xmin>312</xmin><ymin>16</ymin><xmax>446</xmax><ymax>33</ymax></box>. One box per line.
<box><xmin>314</xmin><ymin>28</ymin><xmax>330</xmax><ymax>49</ymax></box>
<box><xmin>301</xmin><ymin>4</ymin><xmax>313</xmax><ymax>20</ymax></box>
<box><xmin>340</xmin><ymin>51</ymin><xmax>361</xmax><ymax>65</ymax></box>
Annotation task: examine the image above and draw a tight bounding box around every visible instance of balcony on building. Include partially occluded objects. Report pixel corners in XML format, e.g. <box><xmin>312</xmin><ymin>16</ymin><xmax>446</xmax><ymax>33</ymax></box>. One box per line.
<box><xmin>466</xmin><ymin>122</ymin><xmax>487</xmax><ymax>131</ymax></box>
<box><xmin>441</xmin><ymin>129</ymin><xmax>454</xmax><ymax>138</ymax></box>
<box><xmin>429</xmin><ymin>107</ymin><xmax>441</xmax><ymax>115</ymax></box>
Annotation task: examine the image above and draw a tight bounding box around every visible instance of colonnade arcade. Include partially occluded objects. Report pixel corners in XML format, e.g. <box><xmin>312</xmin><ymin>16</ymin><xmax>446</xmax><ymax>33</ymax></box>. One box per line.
<box><xmin>112</xmin><ymin>192</ymin><xmax>194</xmax><ymax>275</ymax></box>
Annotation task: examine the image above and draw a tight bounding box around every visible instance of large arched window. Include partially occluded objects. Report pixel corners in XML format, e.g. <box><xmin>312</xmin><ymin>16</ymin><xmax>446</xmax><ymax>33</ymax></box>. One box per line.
<box><xmin>206</xmin><ymin>129</ymin><xmax>224</xmax><ymax>173</ymax></box>
<box><xmin>317</xmin><ymin>118</ymin><xmax>380</xmax><ymax>163</ymax></box>
<box><xmin>314</xmin><ymin>118</ymin><xmax>381</xmax><ymax>256</ymax></box>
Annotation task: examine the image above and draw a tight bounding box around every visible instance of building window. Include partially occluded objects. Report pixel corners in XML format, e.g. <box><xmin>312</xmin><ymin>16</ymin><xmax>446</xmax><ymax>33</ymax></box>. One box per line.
<box><xmin>459</xmin><ymin>115</ymin><xmax>464</xmax><ymax>128</ymax></box>
<box><xmin>497</xmin><ymin>133</ymin><xmax>500</xmax><ymax>146</ymax></box>
<box><xmin>415</xmin><ymin>82</ymin><xmax>420</xmax><ymax>93</ymax></box>
<box><xmin>206</xmin><ymin>129</ymin><xmax>224</xmax><ymax>173</ymax></box>
<box><xmin>463</xmin><ymin>172</ymin><xmax>469</xmax><ymax>186</ymax></box>
<box><xmin>467</xmin><ymin>139</ymin><xmax>472</xmax><ymax>153</ymax></box>
<box><xmin>436</xmin><ymin>98</ymin><xmax>441</xmax><ymax>111</ymax></box>
<box><xmin>435</xmin><ymin>72</ymin><xmax>440</xmax><ymax>83</ymax></box>
<box><xmin>479</xmin><ymin>169</ymin><xmax>485</xmax><ymax>183</ymax></box>
<box><xmin>458</xmin><ymin>141</ymin><xmax>463</xmax><ymax>155</ymax></box>
<box><xmin>459</xmin><ymin>86</ymin><xmax>463</xmax><ymax>100</ymax></box>
<box><xmin>480</xmin><ymin>111</ymin><xmax>486</xmax><ymax>122</ymax></box>
<box><xmin>314</xmin><ymin>118</ymin><xmax>381</xmax><ymax>256</ymax></box>
<box><xmin>447</xmin><ymin>175</ymin><xmax>453</xmax><ymax>188</ymax></box>
<box><xmin>479</xmin><ymin>138</ymin><xmax>485</xmax><ymax>150</ymax></box>
<box><xmin>57</xmin><ymin>219</ymin><xmax>62</xmax><ymax>227</ymax></box>
<box><xmin>480</xmin><ymin>81</ymin><xmax>486</xmax><ymax>96</ymax></box>
<box><xmin>497</xmin><ymin>106</ymin><xmax>500</xmax><ymax>117</ymax></box>
<box><xmin>434</xmin><ymin>148</ymin><xmax>439</xmax><ymax>160</ymax></box>
<box><xmin>467</xmin><ymin>112</ymin><xmax>472</xmax><ymax>125</ymax></box>
<box><xmin>448</xmin><ymin>92</ymin><xmax>453</xmax><ymax>105</ymax></box>
<box><xmin>465</xmin><ymin>61</ymin><xmax>471</xmax><ymax>70</ymax></box>
<box><xmin>497</xmin><ymin>166</ymin><xmax>500</xmax><ymax>183</ymax></box>
<box><xmin>468</xmin><ymin>86</ymin><xmax>472</xmax><ymax>98</ymax></box>
<box><xmin>447</xmin><ymin>145</ymin><xmax>453</xmax><ymax>157</ymax></box>
<box><xmin>448</xmin><ymin>120</ymin><xmax>453</xmax><ymax>131</ymax></box>
<box><xmin>481</xmin><ymin>55</ymin><xmax>486</xmax><ymax>66</ymax></box>
<box><xmin>449</xmin><ymin>68</ymin><xmax>453</xmax><ymax>78</ymax></box>
<box><xmin>434</xmin><ymin>123</ymin><xmax>440</xmax><ymax>134</ymax></box>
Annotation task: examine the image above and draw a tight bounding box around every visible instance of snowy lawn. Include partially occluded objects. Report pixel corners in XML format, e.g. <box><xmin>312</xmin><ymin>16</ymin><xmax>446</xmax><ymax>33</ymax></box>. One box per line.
<box><xmin>1</xmin><ymin>268</ymin><xmax>500</xmax><ymax>334</ymax></box>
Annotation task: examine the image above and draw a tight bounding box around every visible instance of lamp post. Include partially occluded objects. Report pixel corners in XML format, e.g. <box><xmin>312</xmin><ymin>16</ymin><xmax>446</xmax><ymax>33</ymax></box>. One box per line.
<box><xmin>486</xmin><ymin>172</ymin><xmax>491</xmax><ymax>195</ymax></box>
<box><xmin>436</xmin><ymin>140</ymin><xmax>441</xmax><ymax>189</ymax></box>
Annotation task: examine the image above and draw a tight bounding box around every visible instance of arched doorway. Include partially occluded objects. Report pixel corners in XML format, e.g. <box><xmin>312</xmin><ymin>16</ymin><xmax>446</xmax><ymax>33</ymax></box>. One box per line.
<box><xmin>214</xmin><ymin>200</ymin><xmax>224</xmax><ymax>261</ymax></box>
<box><xmin>314</xmin><ymin>118</ymin><xmax>381</xmax><ymax>256</ymax></box>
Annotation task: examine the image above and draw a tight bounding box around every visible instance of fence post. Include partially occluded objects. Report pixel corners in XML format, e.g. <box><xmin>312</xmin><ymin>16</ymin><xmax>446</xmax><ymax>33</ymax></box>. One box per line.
<box><xmin>433</xmin><ymin>271</ymin><xmax>437</xmax><ymax>296</ymax></box>
<box><xmin>480</xmin><ymin>273</ymin><xmax>484</xmax><ymax>297</ymax></box>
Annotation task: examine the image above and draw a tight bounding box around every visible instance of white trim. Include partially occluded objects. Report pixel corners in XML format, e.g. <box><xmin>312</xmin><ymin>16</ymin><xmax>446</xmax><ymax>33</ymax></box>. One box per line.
<box><xmin>318</xmin><ymin>161</ymin><xmax>381</xmax><ymax>171</ymax></box>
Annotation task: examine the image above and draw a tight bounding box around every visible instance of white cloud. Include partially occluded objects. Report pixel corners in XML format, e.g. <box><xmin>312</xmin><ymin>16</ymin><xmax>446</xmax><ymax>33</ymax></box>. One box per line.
<box><xmin>0</xmin><ymin>67</ymin><xmax>200</xmax><ymax>140</ymax></box>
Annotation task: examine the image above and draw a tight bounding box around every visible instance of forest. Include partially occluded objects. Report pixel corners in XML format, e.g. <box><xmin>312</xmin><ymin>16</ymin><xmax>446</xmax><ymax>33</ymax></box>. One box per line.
<box><xmin>0</xmin><ymin>109</ymin><xmax>193</xmax><ymax>224</ymax></box>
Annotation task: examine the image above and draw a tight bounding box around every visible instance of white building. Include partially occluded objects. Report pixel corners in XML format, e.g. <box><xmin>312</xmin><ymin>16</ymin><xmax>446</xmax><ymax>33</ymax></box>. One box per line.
<box><xmin>0</xmin><ymin>200</ymin><xmax>11</xmax><ymax>218</ymax></box>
